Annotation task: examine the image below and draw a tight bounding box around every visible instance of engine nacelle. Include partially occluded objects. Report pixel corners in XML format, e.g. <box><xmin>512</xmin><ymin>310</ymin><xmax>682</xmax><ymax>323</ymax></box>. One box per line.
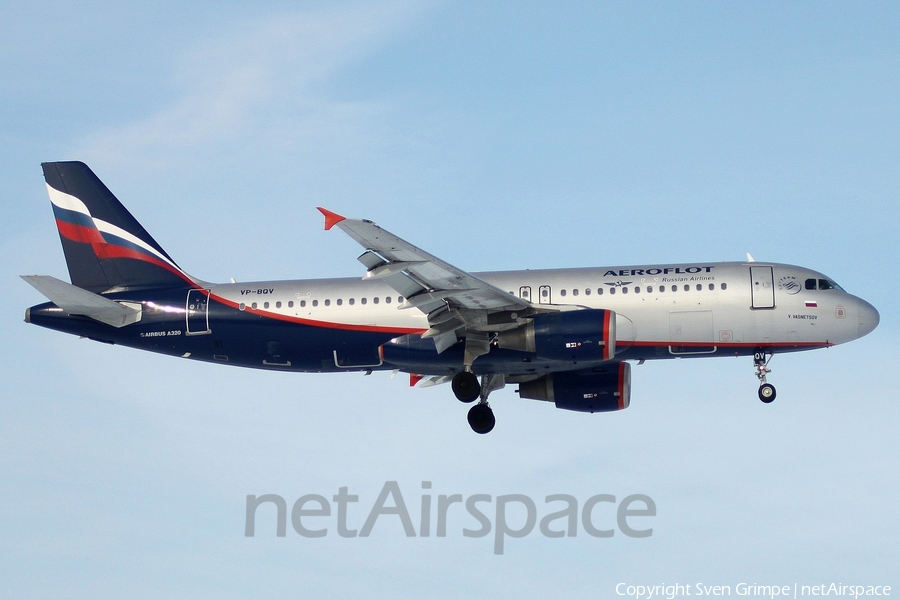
<box><xmin>518</xmin><ymin>362</ymin><xmax>631</xmax><ymax>413</ymax></box>
<box><xmin>497</xmin><ymin>308</ymin><xmax>616</xmax><ymax>362</ymax></box>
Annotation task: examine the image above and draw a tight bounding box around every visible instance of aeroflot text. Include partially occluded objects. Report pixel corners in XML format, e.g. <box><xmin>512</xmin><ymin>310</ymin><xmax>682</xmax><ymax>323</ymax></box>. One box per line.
<box><xmin>244</xmin><ymin>481</ymin><xmax>655</xmax><ymax>554</ymax></box>
<box><xmin>603</xmin><ymin>266</ymin><xmax>715</xmax><ymax>277</ymax></box>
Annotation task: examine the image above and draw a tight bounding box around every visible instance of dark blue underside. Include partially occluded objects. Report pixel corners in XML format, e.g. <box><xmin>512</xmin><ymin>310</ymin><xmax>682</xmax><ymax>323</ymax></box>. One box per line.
<box><xmin>26</xmin><ymin>289</ymin><xmax>815</xmax><ymax>377</ymax></box>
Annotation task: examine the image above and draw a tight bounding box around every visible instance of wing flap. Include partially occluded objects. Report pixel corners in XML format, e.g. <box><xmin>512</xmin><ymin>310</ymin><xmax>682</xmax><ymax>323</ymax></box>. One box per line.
<box><xmin>325</xmin><ymin>211</ymin><xmax>530</xmax><ymax>314</ymax></box>
<box><xmin>321</xmin><ymin>208</ymin><xmax>540</xmax><ymax>362</ymax></box>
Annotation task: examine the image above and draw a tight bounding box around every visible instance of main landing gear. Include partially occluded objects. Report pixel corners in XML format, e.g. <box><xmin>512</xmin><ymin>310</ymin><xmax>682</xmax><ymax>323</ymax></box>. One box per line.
<box><xmin>467</xmin><ymin>404</ymin><xmax>495</xmax><ymax>435</ymax></box>
<box><xmin>754</xmin><ymin>352</ymin><xmax>776</xmax><ymax>403</ymax></box>
<box><xmin>451</xmin><ymin>371</ymin><xmax>480</xmax><ymax>403</ymax></box>
<box><xmin>451</xmin><ymin>371</ymin><xmax>502</xmax><ymax>434</ymax></box>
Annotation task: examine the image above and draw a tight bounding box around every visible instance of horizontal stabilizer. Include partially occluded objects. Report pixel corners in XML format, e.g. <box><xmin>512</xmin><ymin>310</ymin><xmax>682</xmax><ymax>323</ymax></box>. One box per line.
<box><xmin>21</xmin><ymin>275</ymin><xmax>142</xmax><ymax>327</ymax></box>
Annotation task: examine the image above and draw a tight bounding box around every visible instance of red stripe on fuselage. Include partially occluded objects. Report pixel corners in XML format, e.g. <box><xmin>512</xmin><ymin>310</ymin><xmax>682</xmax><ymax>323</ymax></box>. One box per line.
<box><xmin>626</xmin><ymin>340</ymin><xmax>833</xmax><ymax>349</ymax></box>
<box><xmin>209</xmin><ymin>293</ymin><xmax>427</xmax><ymax>335</ymax></box>
<box><xmin>199</xmin><ymin>294</ymin><xmax>828</xmax><ymax>347</ymax></box>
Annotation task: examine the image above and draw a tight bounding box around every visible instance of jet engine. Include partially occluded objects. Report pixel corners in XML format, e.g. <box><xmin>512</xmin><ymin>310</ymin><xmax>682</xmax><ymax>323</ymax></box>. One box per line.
<box><xmin>497</xmin><ymin>308</ymin><xmax>616</xmax><ymax>362</ymax></box>
<box><xmin>518</xmin><ymin>362</ymin><xmax>631</xmax><ymax>412</ymax></box>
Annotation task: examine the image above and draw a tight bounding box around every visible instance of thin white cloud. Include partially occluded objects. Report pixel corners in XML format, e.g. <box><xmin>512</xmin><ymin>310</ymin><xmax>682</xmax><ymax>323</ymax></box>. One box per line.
<box><xmin>75</xmin><ymin>1</ymin><xmax>430</xmax><ymax>168</ymax></box>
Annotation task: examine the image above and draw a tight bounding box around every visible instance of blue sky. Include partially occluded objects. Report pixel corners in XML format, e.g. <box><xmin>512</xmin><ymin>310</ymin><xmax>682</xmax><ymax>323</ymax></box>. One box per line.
<box><xmin>1</xmin><ymin>2</ymin><xmax>897</xmax><ymax>598</ymax></box>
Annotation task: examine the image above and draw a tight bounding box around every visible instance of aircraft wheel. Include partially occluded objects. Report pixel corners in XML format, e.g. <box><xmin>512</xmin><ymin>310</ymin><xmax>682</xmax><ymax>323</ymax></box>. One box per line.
<box><xmin>758</xmin><ymin>383</ymin><xmax>776</xmax><ymax>403</ymax></box>
<box><xmin>452</xmin><ymin>371</ymin><xmax>480</xmax><ymax>403</ymax></box>
<box><xmin>467</xmin><ymin>403</ymin><xmax>495</xmax><ymax>434</ymax></box>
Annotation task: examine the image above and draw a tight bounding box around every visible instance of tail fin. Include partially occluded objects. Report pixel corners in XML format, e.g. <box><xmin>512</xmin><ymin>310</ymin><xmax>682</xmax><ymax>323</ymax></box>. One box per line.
<box><xmin>42</xmin><ymin>161</ymin><xmax>195</xmax><ymax>292</ymax></box>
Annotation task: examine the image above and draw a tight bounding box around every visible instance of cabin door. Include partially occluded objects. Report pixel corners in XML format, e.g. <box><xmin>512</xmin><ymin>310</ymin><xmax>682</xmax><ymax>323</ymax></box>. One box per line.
<box><xmin>750</xmin><ymin>266</ymin><xmax>775</xmax><ymax>309</ymax></box>
<box><xmin>186</xmin><ymin>289</ymin><xmax>211</xmax><ymax>335</ymax></box>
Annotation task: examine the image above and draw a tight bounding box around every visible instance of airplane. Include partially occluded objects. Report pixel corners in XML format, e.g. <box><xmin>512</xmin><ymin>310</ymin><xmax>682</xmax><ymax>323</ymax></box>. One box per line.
<box><xmin>23</xmin><ymin>161</ymin><xmax>880</xmax><ymax>434</ymax></box>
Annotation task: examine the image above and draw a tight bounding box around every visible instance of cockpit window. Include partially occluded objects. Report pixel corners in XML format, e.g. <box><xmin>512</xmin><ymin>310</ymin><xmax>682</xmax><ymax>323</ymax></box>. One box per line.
<box><xmin>820</xmin><ymin>279</ymin><xmax>844</xmax><ymax>291</ymax></box>
<box><xmin>805</xmin><ymin>277</ymin><xmax>844</xmax><ymax>291</ymax></box>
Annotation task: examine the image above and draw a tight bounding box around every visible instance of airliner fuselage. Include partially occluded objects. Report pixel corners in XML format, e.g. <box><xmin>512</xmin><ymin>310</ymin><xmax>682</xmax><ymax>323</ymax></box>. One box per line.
<box><xmin>28</xmin><ymin>261</ymin><xmax>876</xmax><ymax>374</ymax></box>
<box><xmin>24</xmin><ymin>162</ymin><xmax>880</xmax><ymax>433</ymax></box>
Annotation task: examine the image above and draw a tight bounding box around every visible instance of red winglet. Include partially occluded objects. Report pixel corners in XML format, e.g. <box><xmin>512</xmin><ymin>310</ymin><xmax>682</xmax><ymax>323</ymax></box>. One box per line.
<box><xmin>317</xmin><ymin>207</ymin><xmax>346</xmax><ymax>231</ymax></box>
<box><xmin>410</xmin><ymin>373</ymin><xmax>424</xmax><ymax>387</ymax></box>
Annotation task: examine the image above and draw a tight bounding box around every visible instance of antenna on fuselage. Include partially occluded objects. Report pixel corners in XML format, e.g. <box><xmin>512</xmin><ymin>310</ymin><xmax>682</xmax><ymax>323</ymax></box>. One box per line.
<box><xmin>746</xmin><ymin>253</ymin><xmax>756</xmax><ymax>262</ymax></box>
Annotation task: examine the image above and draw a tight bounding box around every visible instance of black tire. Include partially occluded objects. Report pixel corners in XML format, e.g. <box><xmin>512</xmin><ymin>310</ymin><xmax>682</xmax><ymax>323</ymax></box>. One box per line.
<box><xmin>467</xmin><ymin>404</ymin><xmax>495</xmax><ymax>434</ymax></box>
<box><xmin>758</xmin><ymin>383</ymin><xmax>776</xmax><ymax>403</ymax></box>
<box><xmin>452</xmin><ymin>371</ymin><xmax>480</xmax><ymax>403</ymax></box>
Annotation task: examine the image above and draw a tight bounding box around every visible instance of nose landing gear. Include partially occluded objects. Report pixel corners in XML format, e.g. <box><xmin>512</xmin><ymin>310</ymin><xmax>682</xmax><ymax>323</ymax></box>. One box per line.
<box><xmin>754</xmin><ymin>352</ymin><xmax>776</xmax><ymax>403</ymax></box>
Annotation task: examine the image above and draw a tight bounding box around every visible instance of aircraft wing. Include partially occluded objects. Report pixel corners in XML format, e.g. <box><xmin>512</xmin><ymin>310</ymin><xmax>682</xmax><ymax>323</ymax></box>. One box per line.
<box><xmin>318</xmin><ymin>208</ymin><xmax>540</xmax><ymax>357</ymax></box>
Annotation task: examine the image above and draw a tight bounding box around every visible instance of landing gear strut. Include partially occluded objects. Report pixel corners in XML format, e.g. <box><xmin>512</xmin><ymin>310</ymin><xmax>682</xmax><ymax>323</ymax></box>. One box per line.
<box><xmin>754</xmin><ymin>352</ymin><xmax>776</xmax><ymax>403</ymax></box>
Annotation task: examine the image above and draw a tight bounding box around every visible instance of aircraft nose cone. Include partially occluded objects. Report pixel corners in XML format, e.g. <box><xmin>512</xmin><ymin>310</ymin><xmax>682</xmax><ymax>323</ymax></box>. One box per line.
<box><xmin>857</xmin><ymin>298</ymin><xmax>879</xmax><ymax>338</ymax></box>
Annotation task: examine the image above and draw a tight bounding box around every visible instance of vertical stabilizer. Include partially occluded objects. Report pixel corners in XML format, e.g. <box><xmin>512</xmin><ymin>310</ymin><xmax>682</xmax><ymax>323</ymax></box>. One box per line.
<box><xmin>42</xmin><ymin>161</ymin><xmax>193</xmax><ymax>292</ymax></box>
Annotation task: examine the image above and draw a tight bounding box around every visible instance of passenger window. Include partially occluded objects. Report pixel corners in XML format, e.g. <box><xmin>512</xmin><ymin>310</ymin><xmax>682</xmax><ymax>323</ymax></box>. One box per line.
<box><xmin>324</xmin><ymin>299</ymin><xmax>330</xmax><ymax>306</ymax></box>
<box><xmin>361</xmin><ymin>298</ymin><xmax>367</xmax><ymax>305</ymax></box>
<box><xmin>818</xmin><ymin>279</ymin><xmax>834</xmax><ymax>290</ymax></box>
<box><xmin>572</xmin><ymin>289</ymin><xmax>579</xmax><ymax>297</ymax></box>
<box><xmin>312</xmin><ymin>300</ymin><xmax>318</xmax><ymax>307</ymax></box>
<box><xmin>708</xmin><ymin>284</ymin><xmax>714</xmax><ymax>291</ymax></box>
<box><xmin>373</xmin><ymin>297</ymin><xmax>379</xmax><ymax>304</ymax></box>
<box><xmin>805</xmin><ymin>278</ymin><xmax>817</xmax><ymax>290</ymax></box>
<box><xmin>671</xmin><ymin>285</ymin><xmax>677</xmax><ymax>292</ymax></box>
<box><xmin>684</xmin><ymin>285</ymin><xmax>690</xmax><ymax>292</ymax></box>
<box><xmin>264</xmin><ymin>302</ymin><xmax>270</xmax><ymax>309</ymax></box>
<box><xmin>336</xmin><ymin>299</ymin><xmax>342</xmax><ymax>306</ymax></box>
<box><xmin>659</xmin><ymin>286</ymin><xmax>664</xmax><ymax>293</ymax></box>
<box><xmin>385</xmin><ymin>296</ymin><xmax>391</xmax><ymax>304</ymax></box>
<box><xmin>349</xmin><ymin>298</ymin><xmax>355</xmax><ymax>305</ymax></box>
<box><xmin>560</xmin><ymin>289</ymin><xmax>567</xmax><ymax>297</ymax></box>
<box><xmin>696</xmin><ymin>284</ymin><xmax>702</xmax><ymax>291</ymax></box>
<box><xmin>622</xmin><ymin>287</ymin><xmax>628</xmax><ymax>294</ymax></box>
<box><xmin>300</xmin><ymin>300</ymin><xmax>306</xmax><ymax>308</ymax></box>
<box><xmin>252</xmin><ymin>302</ymin><xmax>258</xmax><ymax>309</ymax></box>
<box><xmin>609</xmin><ymin>288</ymin><xmax>616</xmax><ymax>295</ymax></box>
<box><xmin>721</xmin><ymin>283</ymin><xmax>727</xmax><ymax>290</ymax></box>
<box><xmin>288</xmin><ymin>301</ymin><xmax>294</xmax><ymax>308</ymax></box>
<box><xmin>597</xmin><ymin>288</ymin><xmax>603</xmax><ymax>295</ymax></box>
<box><xmin>647</xmin><ymin>286</ymin><xmax>653</xmax><ymax>293</ymax></box>
<box><xmin>542</xmin><ymin>289</ymin><xmax>549</xmax><ymax>298</ymax></box>
<box><xmin>634</xmin><ymin>287</ymin><xmax>640</xmax><ymax>294</ymax></box>
<box><xmin>585</xmin><ymin>288</ymin><xmax>591</xmax><ymax>296</ymax></box>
